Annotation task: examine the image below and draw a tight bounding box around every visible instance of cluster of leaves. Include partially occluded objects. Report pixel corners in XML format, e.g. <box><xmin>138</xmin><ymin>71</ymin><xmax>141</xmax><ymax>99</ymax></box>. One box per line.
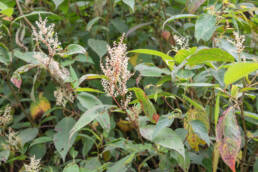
<box><xmin>0</xmin><ymin>0</ymin><xmax>258</xmax><ymax>172</ymax></box>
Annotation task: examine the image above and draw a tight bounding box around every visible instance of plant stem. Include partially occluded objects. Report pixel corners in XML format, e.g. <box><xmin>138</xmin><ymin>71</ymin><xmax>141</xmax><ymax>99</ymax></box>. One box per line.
<box><xmin>240</xmin><ymin>88</ymin><xmax>248</xmax><ymax>172</ymax></box>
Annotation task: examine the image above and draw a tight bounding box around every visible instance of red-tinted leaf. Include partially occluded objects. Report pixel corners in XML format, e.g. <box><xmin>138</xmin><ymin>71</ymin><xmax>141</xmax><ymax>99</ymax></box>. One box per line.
<box><xmin>11</xmin><ymin>76</ymin><xmax>22</xmax><ymax>88</ymax></box>
<box><xmin>152</xmin><ymin>113</ymin><xmax>160</xmax><ymax>123</ymax></box>
<box><xmin>216</xmin><ymin>107</ymin><xmax>241</xmax><ymax>172</ymax></box>
<box><xmin>10</xmin><ymin>64</ymin><xmax>38</xmax><ymax>88</ymax></box>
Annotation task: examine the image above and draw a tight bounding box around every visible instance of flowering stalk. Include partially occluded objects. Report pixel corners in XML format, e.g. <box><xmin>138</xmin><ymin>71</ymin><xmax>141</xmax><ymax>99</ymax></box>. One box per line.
<box><xmin>32</xmin><ymin>16</ymin><xmax>62</xmax><ymax>58</ymax></box>
<box><xmin>101</xmin><ymin>34</ymin><xmax>133</xmax><ymax>110</ymax></box>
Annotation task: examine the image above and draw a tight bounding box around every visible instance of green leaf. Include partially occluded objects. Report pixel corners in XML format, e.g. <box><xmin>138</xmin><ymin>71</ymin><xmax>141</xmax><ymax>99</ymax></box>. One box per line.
<box><xmin>135</xmin><ymin>63</ymin><xmax>170</xmax><ymax>77</ymax></box>
<box><xmin>86</xmin><ymin>17</ymin><xmax>101</xmax><ymax>31</ymax></box>
<box><xmin>28</xmin><ymin>144</ymin><xmax>46</xmax><ymax>159</ymax></box>
<box><xmin>69</xmin><ymin>105</ymin><xmax>114</xmax><ymax>139</ymax></box>
<box><xmin>12</xmin><ymin>11</ymin><xmax>57</xmax><ymax>23</ymax></box>
<box><xmin>88</xmin><ymin>39</ymin><xmax>108</xmax><ymax>58</ymax></box>
<box><xmin>17</xmin><ymin>128</ymin><xmax>38</xmax><ymax>146</ymax></box>
<box><xmin>129</xmin><ymin>88</ymin><xmax>157</xmax><ymax>122</ymax></box>
<box><xmin>153</xmin><ymin>127</ymin><xmax>185</xmax><ymax>160</ymax></box>
<box><xmin>63</xmin><ymin>163</ymin><xmax>79</xmax><ymax>172</ymax></box>
<box><xmin>107</xmin><ymin>153</ymin><xmax>135</xmax><ymax>172</ymax></box>
<box><xmin>182</xmin><ymin>95</ymin><xmax>205</xmax><ymax>112</ymax></box>
<box><xmin>187</xmin><ymin>48</ymin><xmax>234</xmax><ymax>66</ymax></box>
<box><xmin>195</xmin><ymin>14</ymin><xmax>216</xmax><ymax>42</ymax></box>
<box><xmin>214</xmin><ymin>95</ymin><xmax>220</xmax><ymax>128</ymax></box>
<box><xmin>77</xmin><ymin>92</ymin><xmax>102</xmax><ymax>110</ymax></box>
<box><xmin>190</xmin><ymin>120</ymin><xmax>210</xmax><ymax>145</ymax></box>
<box><xmin>29</xmin><ymin>136</ymin><xmax>52</xmax><ymax>148</ymax></box>
<box><xmin>129</xmin><ymin>49</ymin><xmax>174</xmax><ymax>70</ymax></box>
<box><xmin>235</xmin><ymin>111</ymin><xmax>258</xmax><ymax>120</ymax></box>
<box><xmin>78</xmin><ymin>74</ymin><xmax>106</xmax><ymax>86</ymax></box>
<box><xmin>0</xmin><ymin>43</ymin><xmax>10</xmax><ymax>65</ymax></box>
<box><xmin>224</xmin><ymin>62</ymin><xmax>258</xmax><ymax>85</ymax></box>
<box><xmin>0</xmin><ymin>8</ymin><xmax>13</xmax><ymax>17</ymax></box>
<box><xmin>163</xmin><ymin>14</ymin><xmax>197</xmax><ymax>29</ymax></box>
<box><xmin>177</xmin><ymin>83</ymin><xmax>217</xmax><ymax>87</ymax></box>
<box><xmin>54</xmin><ymin>117</ymin><xmax>77</xmax><ymax>162</ymax></box>
<box><xmin>122</xmin><ymin>0</ymin><xmax>135</xmax><ymax>12</ymax></box>
<box><xmin>152</xmin><ymin>115</ymin><xmax>174</xmax><ymax>139</ymax></box>
<box><xmin>52</xmin><ymin>0</ymin><xmax>64</xmax><ymax>9</ymax></box>
<box><xmin>75</xmin><ymin>87</ymin><xmax>103</xmax><ymax>93</ymax></box>
<box><xmin>174</xmin><ymin>47</ymin><xmax>197</xmax><ymax>64</ymax></box>
<box><xmin>0</xmin><ymin>2</ymin><xmax>8</xmax><ymax>10</ymax></box>
<box><xmin>96</xmin><ymin>111</ymin><xmax>111</xmax><ymax>132</ymax></box>
<box><xmin>61</xmin><ymin>44</ymin><xmax>86</xmax><ymax>57</ymax></box>
<box><xmin>13</xmin><ymin>50</ymin><xmax>40</xmax><ymax>64</ymax></box>
<box><xmin>111</xmin><ymin>19</ymin><xmax>129</xmax><ymax>33</ymax></box>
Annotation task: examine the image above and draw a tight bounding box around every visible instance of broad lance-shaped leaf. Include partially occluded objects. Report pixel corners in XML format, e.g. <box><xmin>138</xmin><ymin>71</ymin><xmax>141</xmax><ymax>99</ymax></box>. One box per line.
<box><xmin>187</xmin><ymin>48</ymin><xmax>234</xmax><ymax>66</ymax></box>
<box><xmin>140</xmin><ymin>125</ymin><xmax>185</xmax><ymax>160</ymax></box>
<box><xmin>107</xmin><ymin>153</ymin><xmax>135</xmax><ymax>172</ymax></box>
<box><xmin>69</xmin><ymin>105</ymin><xmax>114</xmax><ymax>139</ymax></box>
<box><xmin>129</xmin><ymin>49</ymin><xmax>174</xmax><ymax>70</ymax></box>
<box><xmin>60</xmin><ymin>44</ymin><xmax>86</xmax><ymax>57</ymax></box>
<box><xmin>224</xmin><ymin>62</ymin><xmax>258</xmax><ymax>85</ymax></box>
<box><xmin>163</xmin><ymin>14</ymin><xmax>197</xmax><ymax>29</ymax></box>
<box><xmin>216</xmin><ymin>107</ymin><xmax>241</xmax><ymax>172</ymax></box>
<box><xmin>54</xmin><ymin>117</ymin><xmax>77</xmax><ymax>162</ymax></box>
<box><xmin>129</xmin><ymin>88</ymin><xmax>157</xmax><ymax>123</ymax></box>
<box><xmin>195</xmin><ymin>13</ymin><xmax>216</xmax><ymax>42</ymax></box>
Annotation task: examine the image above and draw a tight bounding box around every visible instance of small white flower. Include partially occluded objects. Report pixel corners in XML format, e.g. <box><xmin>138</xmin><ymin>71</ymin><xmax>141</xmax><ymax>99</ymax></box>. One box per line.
<box><xmin>32</xmin><ymin>16</ymin><xmax>62</xmax><ymax>57</ymax></box>
<box><xmin>54</xmin><ymin>87</ymin><xmax>74</xmax><ymax>107</ymax></box>
<box><xmin>0</xmin><ymin>105</ymin><xmax>12</xmax><ymax>127</ymax></box>
<box><xmin>7</xmin><ymin>128</ymin><xmax>19</xmax><ymax>149</ymax></box>
<box><xmin>228</xmin><ymin>31</ymin><xmax>245</xmax><ymax>55</ymax></box>
<box><xmin>24</xmin><ymin>155</ymin><xmax>41</xmax><ymax>172</ymax></box>
<box><xmin>171</xmin><ymin>34</ymin><xmax>189</xmax><ymax>52</ymax></box>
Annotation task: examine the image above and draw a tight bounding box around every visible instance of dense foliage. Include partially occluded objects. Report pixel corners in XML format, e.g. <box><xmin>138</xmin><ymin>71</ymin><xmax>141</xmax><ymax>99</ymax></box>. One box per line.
<box><xmin>0</xmin><ymin>0</ymin><xmax>258</xmax><ymax>172</ymax></box>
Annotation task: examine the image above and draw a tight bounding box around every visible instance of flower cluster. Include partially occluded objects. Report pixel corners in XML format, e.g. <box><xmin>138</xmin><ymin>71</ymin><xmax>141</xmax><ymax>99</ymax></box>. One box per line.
<box><xmin>228</xmin><ymin>31</ymin><xmax>245</xmax><ymax>55</ymax></box>
<box><xmin>32</xmin><ymin>16</ymin><xmax>62</xmax><ymax>57</ymax></box>
<box><xmin>171</xmin><ymin>34</ymin><xmax>189</xmax><ymax>52</ymax></box>
<box><xmin>7</xmin><ymin>128</ymin><xmax>20</xmax><ymax>150</ymax></box>
<box><xmin>128</xmin><ymin>104</ymin><xmax>142</xmax><ymax>123</ymax></box>
<box><xmin>24</xmin><ymin>156</ymin><xmax>41</xmax><ymax>172</ymax></box>
<box><xmin>0</xmin><ymin>105</ymin><xmax>12</xmax><ymax>127</ymax></box>
<box><xmin>100</xmin><ymin>34</ymin><xmax>133</xmax><ymax>108</ymax></box>
<box><xmin>54</xmin><ymin>87</ymin><xmax>74</xmax><ymax>107</ymax></box>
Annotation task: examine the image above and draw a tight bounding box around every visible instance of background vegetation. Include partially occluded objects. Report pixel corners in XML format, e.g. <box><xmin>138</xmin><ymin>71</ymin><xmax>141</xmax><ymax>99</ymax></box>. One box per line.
<box><xmin>0</xmin><ymin>0</ymin><xmax>257</xmax><ymax>171</ymax></box>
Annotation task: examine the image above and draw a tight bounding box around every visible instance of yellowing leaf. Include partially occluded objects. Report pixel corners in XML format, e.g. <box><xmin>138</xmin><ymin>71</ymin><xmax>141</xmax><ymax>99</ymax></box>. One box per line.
<box><xmin>184</xmin><ymin>108</ymin><xmax>209</xmax><ymax>151</ymax></box>
<box><xmin>213</xmin><ymin>143</ymin><xmax>220</xmax><ymax>172</ymax></box>
<box><xmin>117</xmin><ymin>119</ymin><xmax>134</xmax><ymax>132</ymax></box>
<box><xmin>30</xmin><ymin>95</ymin><xmax>51</xmax><ymax>120</ymax></box>
<box><xmin>129</xmin><ymin>54</ymin><xmax>138</xmax><ymax>66</ymax></box>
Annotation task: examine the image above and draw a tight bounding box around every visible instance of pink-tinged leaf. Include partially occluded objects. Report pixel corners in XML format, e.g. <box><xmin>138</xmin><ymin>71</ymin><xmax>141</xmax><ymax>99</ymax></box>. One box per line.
<box><xmin>216</xmin><ymin>107</ymin><xmax>241</xmax><ymax>172</ymax></box>
<box><xmin>186</xmin><ymin>0</ymin><xmax>206</xmax><ymax>14</ymax></box>
<box><xmin>11</xmin><ymin>76</ymin><xmax>22</xmax><ymax>88</ymax></box>
<box><xmin>10</xmin><ymin>64</ymin><xmax>38</xmax><ymax>88</ymax></box>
